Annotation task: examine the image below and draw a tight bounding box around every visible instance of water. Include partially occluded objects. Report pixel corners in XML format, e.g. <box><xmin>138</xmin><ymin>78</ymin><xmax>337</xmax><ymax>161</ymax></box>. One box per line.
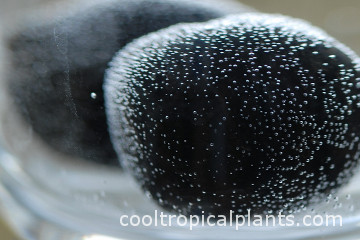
<box><xmin>2</xmin><ymin>1</ymin><xmax>360</xmax><ymax>240</ymax></box>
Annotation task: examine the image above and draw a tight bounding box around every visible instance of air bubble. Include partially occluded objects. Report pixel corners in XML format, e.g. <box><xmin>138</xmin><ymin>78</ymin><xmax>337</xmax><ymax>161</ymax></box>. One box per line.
<box><xmin>91</xmin><ymin>92</ymin><xmax>97</xmax><ymax>99</ymax></box>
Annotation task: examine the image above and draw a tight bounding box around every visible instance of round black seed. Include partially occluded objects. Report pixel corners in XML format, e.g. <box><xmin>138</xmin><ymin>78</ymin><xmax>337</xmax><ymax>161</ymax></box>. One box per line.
<box><xmin>6</xmin><ymin>0</ymin><xmax>251</xmax><ymax>165</ymax></box>
<box><xmin>105</xmin><ymin>14</ymin><xmax>360</xmax><ymax>215</ymax></box>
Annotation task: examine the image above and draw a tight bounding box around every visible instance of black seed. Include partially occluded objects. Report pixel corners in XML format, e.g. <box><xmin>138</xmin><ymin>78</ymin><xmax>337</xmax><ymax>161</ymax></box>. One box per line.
<box><xmin>105</xmin><ymin>14</ymin><xmax>360</xmax><ymax>215</ymax></box>
<box><xmin>6</xmin><ymin>0</ymin><xmax>250</xmax><ymax>165</ymax></box>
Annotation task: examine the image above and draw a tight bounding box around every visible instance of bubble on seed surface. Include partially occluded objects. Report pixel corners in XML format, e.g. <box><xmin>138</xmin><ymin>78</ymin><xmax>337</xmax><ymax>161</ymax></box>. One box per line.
<box><xmin>105</xmin><ymin>13</ymin><xmax>360</xmax><ymax>216</ymax></box>
<box><xmin>90</xmin><ymin>92</ymin><xmax>97</xmax><ymax>99</ymax></box>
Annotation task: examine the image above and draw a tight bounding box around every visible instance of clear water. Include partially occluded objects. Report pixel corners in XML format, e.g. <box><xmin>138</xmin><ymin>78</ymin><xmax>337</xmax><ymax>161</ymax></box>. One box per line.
<box><xmin>1</xmin><ymin>1</ymin><xmax>360</xmax><ymax>240</ymax></box>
